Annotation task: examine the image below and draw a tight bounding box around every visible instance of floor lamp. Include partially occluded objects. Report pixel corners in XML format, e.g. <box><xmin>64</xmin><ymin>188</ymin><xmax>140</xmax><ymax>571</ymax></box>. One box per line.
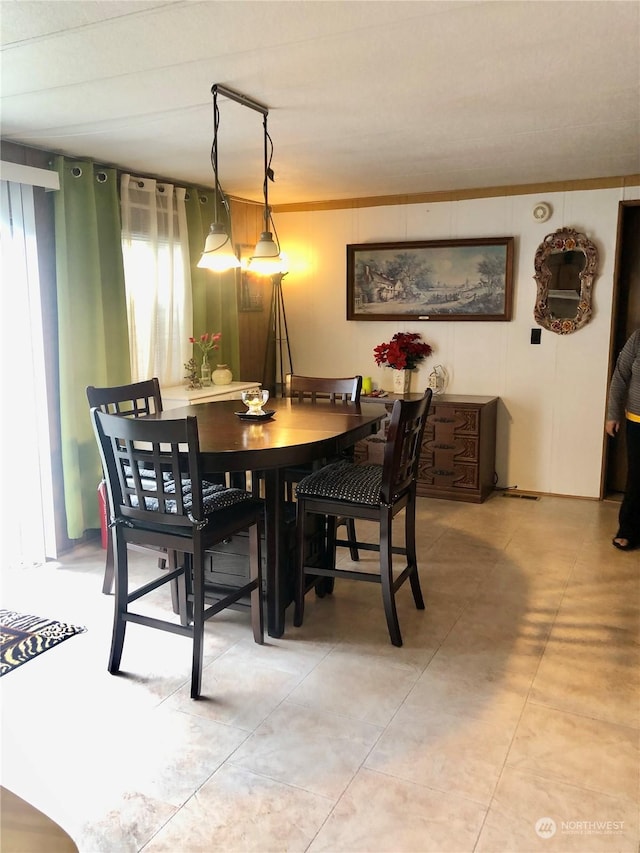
<box><xmin>262</xmin><ymin>272</ymin><xmax>293</xmax><ymax>396</ymax></box>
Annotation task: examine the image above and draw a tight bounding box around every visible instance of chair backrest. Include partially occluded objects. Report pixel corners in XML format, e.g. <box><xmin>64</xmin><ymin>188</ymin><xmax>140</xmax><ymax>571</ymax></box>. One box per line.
<box><xmin>285</xmin><ymin>374</ymin><xmax>362</xmax><ymax>403</ymax></box>
<box><xmin>86</xmin><ymin>378</ymin><xmax>163</xmax><ymax>417</ymax></box>
<box><xmin>91</xmin><ymin>408</ymin><xmax>203</xmax><ymax>531</ymax></box>
<box><xmin>380</xmin><ymin>389</ymin><xmax>433</xmax><ymax>504</ymax></box>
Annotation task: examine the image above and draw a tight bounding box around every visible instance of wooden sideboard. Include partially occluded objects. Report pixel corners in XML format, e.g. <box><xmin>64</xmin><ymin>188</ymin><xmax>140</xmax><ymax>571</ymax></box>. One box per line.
<box><xmin>420</xmin><ymin>394</ymin><xmax>498</xmax><ymax>503</ymax></box>
<box><xmin>357</xmin><ymin>393</ymin><xmax>498</xmax><ymax>504</ymax></box>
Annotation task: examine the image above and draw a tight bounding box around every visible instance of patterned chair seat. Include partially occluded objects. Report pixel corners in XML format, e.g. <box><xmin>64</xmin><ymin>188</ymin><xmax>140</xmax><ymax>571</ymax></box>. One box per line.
<box><xmin>128</xmin><ymin>478</ymin><xmax>253</xmax><ymax>515</ymax></box>
<box><xmin>296</xmin><ymin>461</ymin><xmax>382</xmax><ymax>505</ymax></box>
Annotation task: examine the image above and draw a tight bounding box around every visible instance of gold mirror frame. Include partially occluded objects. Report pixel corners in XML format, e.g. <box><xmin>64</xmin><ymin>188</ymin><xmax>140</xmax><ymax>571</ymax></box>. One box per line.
<box><xmin>533</xmin><ymin>227</ymin><xmax>599</xmax><ymax>335</ymax></box>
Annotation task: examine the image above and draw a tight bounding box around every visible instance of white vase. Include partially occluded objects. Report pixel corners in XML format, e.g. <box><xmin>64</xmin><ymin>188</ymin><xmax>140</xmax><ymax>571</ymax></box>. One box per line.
<box><xmin>212</xmin><ymin>363</ymin><xmax>233</xmax><ymax>386</ymax></box>
<box><xmin>392</xmin><ymin>369</ymin><xmax>411</xmax><ymax>395</ymax></box>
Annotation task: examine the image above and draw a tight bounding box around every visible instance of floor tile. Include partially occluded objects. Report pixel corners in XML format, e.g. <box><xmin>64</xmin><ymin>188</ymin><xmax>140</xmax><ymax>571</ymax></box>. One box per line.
<box><xmin>308</xmin><ymin>767</ymin><xmax>487</xmax><ymax>853</ymax></box>
<box><xmin>506</xmin><ymin>703</ymin><xmax>639</xmax><ymax>802</ymax></box>
<box><xmin>287</xmin><ymin>646</ymin><xmax>419</xmax><ymax>726</ymax></box>
<box><xmin>476</xmin><ymin>766</ymin><xmax>640</xmax><ymax>852</ymax></box>
<box><xmin>143</xmin><ymin>764</ymin><xmax>333</xmax><ymax>852</ymax></box>
<box><xmin>365</xmin><ymin>702</ymin><xmax>515</xmax><ymax>805</ymax></box>
<box><xmin>229</xmin><ymin>701</ymin><xmax>382</xmax><ymax>799</ymax></box>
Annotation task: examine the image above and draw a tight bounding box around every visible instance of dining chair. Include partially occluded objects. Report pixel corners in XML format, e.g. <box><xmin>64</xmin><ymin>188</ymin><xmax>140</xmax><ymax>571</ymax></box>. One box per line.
<box><xmin>285</xmin><ymin>374</ymin><xmax>363</xmax><ymax>404</ymax></box>
<box><xmin>87</xmin><ymin>379</ymin><xmax>171</xmax><ymax>598</ymax></box>
<box><xmin>283</xmin><ymin>373</ymin><xmax>363</xmax><ymax>563</ymax></box>
<box><xmin>91</xmin><ymin>408</ymin><xmax>264</xmax><ymax>699</ymax></box>
<box><xmin>294</xmin><ymin>388</ymin><xmax>433</xmax><ymax>646</ymax></box>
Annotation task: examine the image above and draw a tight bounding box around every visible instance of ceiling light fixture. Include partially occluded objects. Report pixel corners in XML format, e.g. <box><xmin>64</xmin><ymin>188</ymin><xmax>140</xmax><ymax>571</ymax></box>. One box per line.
<box><xmin>197</xmin><ymin>84</ymin><xmax>241</xmax><ymax>272</ymax></box>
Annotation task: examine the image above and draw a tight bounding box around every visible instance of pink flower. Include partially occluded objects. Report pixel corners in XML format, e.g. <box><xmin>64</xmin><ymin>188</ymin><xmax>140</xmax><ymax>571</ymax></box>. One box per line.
<box><xmin>190</xmin><ymin>332</ymin><xmax>221</xmax><ymax>356</ymax></box>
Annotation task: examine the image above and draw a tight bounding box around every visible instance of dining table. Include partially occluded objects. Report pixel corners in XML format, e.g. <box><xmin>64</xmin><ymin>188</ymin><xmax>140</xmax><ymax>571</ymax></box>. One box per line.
<box><xmin>151</xmin><ymin>396</ymin><xmax>385</xmax><ymax>637</ymax></box>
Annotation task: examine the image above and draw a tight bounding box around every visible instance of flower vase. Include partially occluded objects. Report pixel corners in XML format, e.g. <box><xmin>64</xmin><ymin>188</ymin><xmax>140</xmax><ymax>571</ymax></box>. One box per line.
<box><xmin>392</xmin><ymin>369</ymin><xmax>411</xmax><ymax>395</ymax></box>
<box><xmin>212</xmin><ymin>364</ymin><xmax>233</xmax><ymax>386</ymax></box>
<box><xmin>200</xmin><ymin>355</ymin><xmax>211</xmax><ymax>387</ymax></box>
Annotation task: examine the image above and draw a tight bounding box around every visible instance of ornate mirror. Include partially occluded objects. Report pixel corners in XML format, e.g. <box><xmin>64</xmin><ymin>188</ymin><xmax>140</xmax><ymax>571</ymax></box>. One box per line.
<box><xmin>533</xmin><ymin>228</ymin><xmax>598</xmax><ymax>334</ymax></box>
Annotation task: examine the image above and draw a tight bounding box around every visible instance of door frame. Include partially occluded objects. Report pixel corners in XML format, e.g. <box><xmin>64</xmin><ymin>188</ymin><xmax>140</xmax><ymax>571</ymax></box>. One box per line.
<box><xmin>600</xmin><ymin>200</ymin><xmax>640</xmax><ymax>498</ymax></box>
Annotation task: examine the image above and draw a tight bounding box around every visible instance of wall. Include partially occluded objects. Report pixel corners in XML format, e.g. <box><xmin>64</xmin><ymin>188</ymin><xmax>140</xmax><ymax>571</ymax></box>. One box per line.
<box><xmin>276</xmin><ymin>184</ymin><xmax>640</xmax><ymax>498</ymax></box>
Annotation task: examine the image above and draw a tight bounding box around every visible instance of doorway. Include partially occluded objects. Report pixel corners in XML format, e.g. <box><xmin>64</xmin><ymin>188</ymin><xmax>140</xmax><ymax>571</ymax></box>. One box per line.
<box><xmin>604</xmin><ymin>201</ymin><xmax>640</xmax><ymax>497</ymax></box>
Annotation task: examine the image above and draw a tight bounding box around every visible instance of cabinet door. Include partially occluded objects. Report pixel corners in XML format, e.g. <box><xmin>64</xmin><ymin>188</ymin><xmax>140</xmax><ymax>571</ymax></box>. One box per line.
<box><xmin>420</xmin><ymin>403</ymin><xmax>481</xmax><ymax>495</ymax></box>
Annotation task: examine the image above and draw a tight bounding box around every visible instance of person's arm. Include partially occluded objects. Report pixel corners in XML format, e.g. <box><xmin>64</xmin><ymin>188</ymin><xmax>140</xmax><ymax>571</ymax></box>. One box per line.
<box><xmin>606</xmin><ymin>331</ymin><xmax>640</xmax><ymax>429</ymax></box>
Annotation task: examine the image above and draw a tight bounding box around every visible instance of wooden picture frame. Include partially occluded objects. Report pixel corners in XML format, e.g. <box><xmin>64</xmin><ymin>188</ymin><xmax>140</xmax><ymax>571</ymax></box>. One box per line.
<box><xmin>347</xmin><ymin>237</ymin><xmax>514</xmax><ymax>321</ymax></box>
<box><xmin>236</xmin><ymin>244</ymin><xmax>266</xmax><ymax>312</ymax></box>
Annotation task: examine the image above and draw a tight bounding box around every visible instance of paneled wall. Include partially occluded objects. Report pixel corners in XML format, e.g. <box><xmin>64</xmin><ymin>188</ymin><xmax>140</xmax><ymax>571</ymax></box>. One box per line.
<box><xmin>275</xmin><ymin>184</ymin><xmax>640</xmax><ymax>498</ymax></box>
<box><xmin>230</xmin><ymin>198</ymin><xmax>274</xmax><ymax>387</ymax></box>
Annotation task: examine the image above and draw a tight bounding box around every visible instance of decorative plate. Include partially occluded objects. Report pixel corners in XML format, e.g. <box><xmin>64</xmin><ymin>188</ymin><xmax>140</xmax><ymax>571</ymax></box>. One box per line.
<box><xmin>234</xmin><ymin>410</ymin><xmax>276</xmax><ymax>421</ymax></box>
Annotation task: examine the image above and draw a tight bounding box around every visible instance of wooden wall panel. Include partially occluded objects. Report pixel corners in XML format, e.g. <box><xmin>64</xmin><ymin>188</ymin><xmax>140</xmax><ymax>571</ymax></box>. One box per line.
<box><xmin>230</xmin><ymin>199</ymin><xmax>275</xmax><ymax>389</ymax></box>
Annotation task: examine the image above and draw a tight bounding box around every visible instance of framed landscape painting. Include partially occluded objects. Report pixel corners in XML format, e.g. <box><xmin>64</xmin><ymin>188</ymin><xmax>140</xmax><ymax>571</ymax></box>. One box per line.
<box><xmin>347</xmin><ymin>237</ymin><xmax>514</xmax><ymax>321</ymax></box>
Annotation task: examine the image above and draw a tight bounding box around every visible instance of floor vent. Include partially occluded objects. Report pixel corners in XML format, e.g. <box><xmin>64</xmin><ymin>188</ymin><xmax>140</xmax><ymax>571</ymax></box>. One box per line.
<box><xmin>502</xmin><ymin>492</ymin><xmax>540</xmax><ymax>501</ymax></box>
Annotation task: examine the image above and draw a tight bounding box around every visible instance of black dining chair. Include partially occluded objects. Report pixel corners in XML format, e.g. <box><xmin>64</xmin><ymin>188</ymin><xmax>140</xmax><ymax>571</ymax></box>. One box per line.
<box><xmin>294</xmin><ymin>389</ymin><xmax>432</xmax><ymax>646</ymax></box>
<box><xmin>285</xmin><ymin>374</ymin><xmax>363</xmax><ymax>562</ymax></box>
<box><xmin>87</xmin><ymin>379</ymin><xmax>167</xmax><ymax>597</ymax></box>
<box><xmin>251</xmin><ymin>374</ymin><xmax>363</xmax><ymax>565</ymax></box>
<box><xmin>91</xmin><ymin>407</ymin><xmax>264</xmax><ymax>699</ymax></box>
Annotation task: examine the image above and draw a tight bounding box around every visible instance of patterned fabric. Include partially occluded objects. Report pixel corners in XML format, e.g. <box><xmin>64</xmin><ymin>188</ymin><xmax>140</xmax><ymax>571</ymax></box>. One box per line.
<box><xmin>129</xmin><ymin>478</ymin><xmax>253</xmax><ymax>515</ymax></box>
<box><xmin>0</xmin><ymin>610</ymin><xmax>86</xmax><ymax>676</ymax></box>
<box><xmin>607</xmin><ymin>329</ymin><xmax>640</xmax><ymax>421</ymax></box>
<box><xmin>295</xmin><ymin>461</ymin><xmax>383</xmax><ymax>505</ymax></box>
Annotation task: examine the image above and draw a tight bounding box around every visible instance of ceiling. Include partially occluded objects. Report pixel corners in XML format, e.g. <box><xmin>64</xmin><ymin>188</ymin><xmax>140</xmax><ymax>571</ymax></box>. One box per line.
<box><xmin>1</xmin><ymin>0</ymin><xmax>639</xmax><ymax>207</ymax></box>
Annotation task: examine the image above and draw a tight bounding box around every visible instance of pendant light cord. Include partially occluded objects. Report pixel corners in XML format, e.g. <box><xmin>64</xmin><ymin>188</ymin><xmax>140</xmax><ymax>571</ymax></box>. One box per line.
<box><xmin>211</xmin><ymin>88</ymin><xmax>221</xmax><ymax>224</ymax></box>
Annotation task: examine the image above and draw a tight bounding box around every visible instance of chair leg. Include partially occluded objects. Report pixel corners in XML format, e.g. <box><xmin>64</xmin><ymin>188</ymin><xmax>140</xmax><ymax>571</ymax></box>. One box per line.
<box><xmin>190</xmin><ymin>553</ymin><xmax>204</xmax><ymax>700</ymax></box>
<box><xmin>249</xmin><ymin>521</ymin><xmax>264</xmax><ymax>644</ymax></box>
<box><xmin>346</xmin><ymin>517</ymin><xmax>359</xmax><ymax>561</ymax></box>
<box><xmin>380</xmin><ymin>514</ymin><xmax>402</xmax><ymax>647</ymax></box>
<box><xmin>102</xmin><ymin>532</ymin><xmax>115</xmax><ymax>595</ymax></box>
<box><xmin>294</xmin><ymin>501</ymin><xmax>307</xmax><ymax>627</ymax></box>
<box><xmin>406</xmin><ymin>498</ymin><xmax>425</xmax><ymax>610</ymax></box>
<box><xmin>324</xmin><ymin>516</ymin><xmax>338</xmax><ymax>595</ymax></box>
<box><xmin>164</xmin><ymin>551</ymin><xmax>182</xmax><ymax>616</ymax></box>
<box><xmin>171</xmin><ymin>550</ymin><xmax>191</xmax><ymax>626</ymax></box>
<box><xmin>180</xmin><ymin>550</ymin><xmax>194</xmax><ymax>626</ymax></box>
<box><xmin>108</xmin><ymin>532</ymin><xmax>128</xmax><ymax>673</ymax></box>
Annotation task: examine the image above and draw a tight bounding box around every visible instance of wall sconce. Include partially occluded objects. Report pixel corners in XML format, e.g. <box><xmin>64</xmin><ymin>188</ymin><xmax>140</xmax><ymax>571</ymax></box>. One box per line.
<box><xmin>197</xmin><ymin>85</ymin><xmax>240</xmax><ymax>272</ymax></box>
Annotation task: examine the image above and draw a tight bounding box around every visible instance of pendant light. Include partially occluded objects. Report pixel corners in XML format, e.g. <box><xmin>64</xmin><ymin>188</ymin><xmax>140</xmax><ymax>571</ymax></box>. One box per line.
<box><xmin>197</xmin><ymin>85</ymin><xmax>240</xmax><ymax>272</ymax></box>
<box><xmin>249</xmin><ymin>112</ymin><xmax>286</xmax><ymax>275</ymax></box>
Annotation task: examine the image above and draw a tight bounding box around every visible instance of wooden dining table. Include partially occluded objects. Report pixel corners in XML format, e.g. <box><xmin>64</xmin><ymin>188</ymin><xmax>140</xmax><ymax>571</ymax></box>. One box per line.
<box><xmin>152</xmin><ymin>396</ymin><xmax>385</xmax><ymax>637</ymax></box>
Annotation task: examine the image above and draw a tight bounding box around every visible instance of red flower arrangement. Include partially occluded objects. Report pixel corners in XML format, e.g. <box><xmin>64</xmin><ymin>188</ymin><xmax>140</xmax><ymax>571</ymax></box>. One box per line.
<box><xmin>373</xmin><ymin>332</ymin><xmax>432</xmax><ymax>370</ymax></box>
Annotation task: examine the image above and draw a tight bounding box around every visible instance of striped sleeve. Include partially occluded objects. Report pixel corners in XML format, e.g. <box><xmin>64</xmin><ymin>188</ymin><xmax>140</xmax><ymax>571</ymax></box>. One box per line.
<box><xmin>607</xmin><ymin>330</ymin><xmax>640</xmax><ymax>422</ymax></box>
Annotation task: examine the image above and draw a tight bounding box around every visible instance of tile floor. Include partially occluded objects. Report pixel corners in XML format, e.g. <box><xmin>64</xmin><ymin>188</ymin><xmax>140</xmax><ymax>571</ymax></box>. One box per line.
<box><xmin>1</xmin><ymin>493</ymin><xmax>639</xmax><ymax>852</ymax></box>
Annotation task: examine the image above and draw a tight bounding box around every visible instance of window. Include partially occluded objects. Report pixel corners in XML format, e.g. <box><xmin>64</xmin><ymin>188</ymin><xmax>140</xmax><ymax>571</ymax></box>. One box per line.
<box><xmin>120</xmin><ymin>176</ymin><xmax>192</xmax><ymax>385</ymax></box>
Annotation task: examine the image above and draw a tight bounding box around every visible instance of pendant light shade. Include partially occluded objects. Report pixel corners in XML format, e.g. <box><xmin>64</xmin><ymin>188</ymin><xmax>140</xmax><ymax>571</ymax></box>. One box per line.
<box><xmin>198</xmin><ymin>223</ymin><xmax>240</xmax><ymax>271</ymax></box>
<box><xmin>249</xmin><ymin>231</ymin><xmax>287</xmax><ymax>274</ymax></box>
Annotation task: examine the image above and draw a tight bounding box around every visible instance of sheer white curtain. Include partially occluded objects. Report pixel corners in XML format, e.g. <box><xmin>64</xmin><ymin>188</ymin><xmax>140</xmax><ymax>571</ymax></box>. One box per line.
<box><xmin>120</xmin><ymin>175</ymin><xmax>192</xmax><ymax>385</ymax></box>
<box><xmin>1</xmin><ymin>180</ymin><xmax>56</xmax><ymax>566</ymax></box>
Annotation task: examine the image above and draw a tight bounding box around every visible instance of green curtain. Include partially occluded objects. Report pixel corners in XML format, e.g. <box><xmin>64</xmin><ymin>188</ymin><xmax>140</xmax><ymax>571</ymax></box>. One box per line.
<box><xmin>185</xmin><ymin>189</ymin><xmax>240</xmax><ymax>378</ymax></box>
<box><xmin>54</xmin><ymin>157</ymin><xmax>131</xmax><ymax>539</ymax></box>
